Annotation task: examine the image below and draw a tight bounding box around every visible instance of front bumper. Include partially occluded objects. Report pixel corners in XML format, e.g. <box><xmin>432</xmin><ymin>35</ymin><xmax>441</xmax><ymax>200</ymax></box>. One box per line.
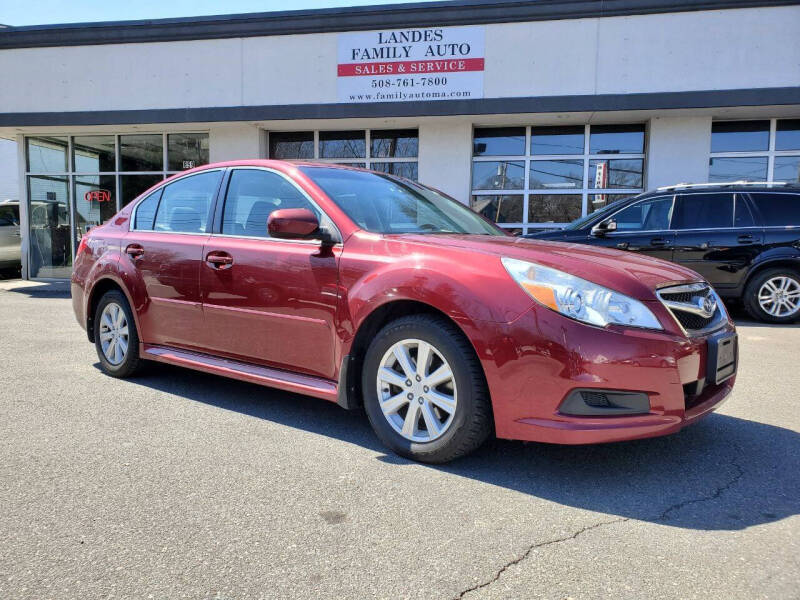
<box><xmin>473</xmin><ymin>305</ymin><xmax>736</xmax><ymax>444</ymax></box>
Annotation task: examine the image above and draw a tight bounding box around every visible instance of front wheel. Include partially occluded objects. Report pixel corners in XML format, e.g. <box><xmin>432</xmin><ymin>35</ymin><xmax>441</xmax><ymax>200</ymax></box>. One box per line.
<box><xmin>361</xmin><ymin>315</ymin><xmax>492</xmax><ymax>463</ymax></box>
<box><xmin>743</xmin><ymin>269</ymin><xmax>800</xmax><ymax>323</ymax></box>
<box><xmin>94</xmin><ymin>290</ymin><xmax>143</xmax><ymax>377</ymax></box>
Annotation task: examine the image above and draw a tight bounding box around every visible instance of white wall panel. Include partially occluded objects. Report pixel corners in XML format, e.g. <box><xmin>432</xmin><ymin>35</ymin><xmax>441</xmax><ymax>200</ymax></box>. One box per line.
<box><xmin>646</xmin><ymin>116</ymin><xmax>712</xmax><ymax>189</ymax></box>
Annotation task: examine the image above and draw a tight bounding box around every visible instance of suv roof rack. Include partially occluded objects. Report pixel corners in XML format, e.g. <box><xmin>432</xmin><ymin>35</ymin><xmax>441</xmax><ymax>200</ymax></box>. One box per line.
<box><xmin>656</xmin><ymin>181</ymin><xmax>792</xmax><ymax>191</ymax></box>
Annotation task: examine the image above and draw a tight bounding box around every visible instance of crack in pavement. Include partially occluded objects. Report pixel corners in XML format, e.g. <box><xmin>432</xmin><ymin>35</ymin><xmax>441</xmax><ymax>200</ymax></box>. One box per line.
<box><xmin>455</xmin><ymin>449</ymin><xmax>745</xmax><ymax>599</ymax></box>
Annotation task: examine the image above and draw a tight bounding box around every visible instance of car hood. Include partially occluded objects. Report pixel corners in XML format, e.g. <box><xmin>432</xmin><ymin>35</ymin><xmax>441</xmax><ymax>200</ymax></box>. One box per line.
<box><xmin>388</xmin><ymin>234</ymin><xmax>703</xmax><ymax>301</ymax></box>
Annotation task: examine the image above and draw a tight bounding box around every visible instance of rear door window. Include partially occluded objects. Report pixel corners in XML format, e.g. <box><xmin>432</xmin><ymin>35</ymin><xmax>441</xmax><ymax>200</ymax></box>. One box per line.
<box><xmin>672</xmin><ymin>193</ymin><xmax>733</xmax><ymax>229</ymax></box>
<box><xmin>734</xmin><ymin>195</ymin><xmax>756</xmax><ymax>228</ymax></box>
<box><xmin>153</xmin><ymin>170</ymin><xmax>222</xmax><ymax>233</ymax></box>
<box><xmin>748</xmin><ymin>192</ymin><xmax>800</xmax><ymax>226</ymax></box>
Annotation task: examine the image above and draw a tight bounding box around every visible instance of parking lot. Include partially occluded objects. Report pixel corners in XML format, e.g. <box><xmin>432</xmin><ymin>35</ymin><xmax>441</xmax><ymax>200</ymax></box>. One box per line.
<box><xmin>1</xmin><ymin>278</ymin><xmax>798</xmax><ymax>600</ymax></box>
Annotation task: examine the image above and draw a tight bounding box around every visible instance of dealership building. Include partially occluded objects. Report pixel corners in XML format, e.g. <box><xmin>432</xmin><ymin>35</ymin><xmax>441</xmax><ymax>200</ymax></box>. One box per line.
<box><xmin>0</xmin><ymin>0</ymin><xmax>798</xmax><ymax>279</ymax></box>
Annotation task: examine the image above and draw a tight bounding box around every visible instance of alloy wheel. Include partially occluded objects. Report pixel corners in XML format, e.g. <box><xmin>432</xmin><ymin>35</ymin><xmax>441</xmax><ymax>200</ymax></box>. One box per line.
<box><xmin>99</xmin><ymin>302</ymin><xmax>130</xmax><ymax>365</ymax></box>
<box><xmin>376</xmin><ymin>338</ymin><xmax>458</xmax><ymax>443</ymax></box>
<box><xmin>758</xmin><ymin>276</ymin><xmax>800</xmax><ymax>318</ymax></box>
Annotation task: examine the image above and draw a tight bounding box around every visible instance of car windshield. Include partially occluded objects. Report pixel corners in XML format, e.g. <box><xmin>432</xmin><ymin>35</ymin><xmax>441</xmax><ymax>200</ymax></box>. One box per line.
<box><xmin>563</xmin><ymin>195</ymin><xmax>639</xmax><ymax>230</ymax></box>
<box><xmin>299</xmin><ymin>167</ymin><xmax>503</xmax><ymax>235</ymax></box>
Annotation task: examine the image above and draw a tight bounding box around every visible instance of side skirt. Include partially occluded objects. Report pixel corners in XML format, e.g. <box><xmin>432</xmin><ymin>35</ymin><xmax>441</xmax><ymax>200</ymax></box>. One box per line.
<box><xmin>142</xmin><ymin>344</ymin><xmax>338</xmax><ymax>403</ymax></box>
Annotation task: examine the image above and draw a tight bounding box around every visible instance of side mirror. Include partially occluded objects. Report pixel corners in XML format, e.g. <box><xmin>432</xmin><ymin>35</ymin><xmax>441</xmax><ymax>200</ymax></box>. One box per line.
<box><xmin>267</xmin><ymin>208</ymin><xmax>319</xmax><ymax>239</ymax></box>
<box><xmin>591</xmin><ymin>219</ymin><xmax>617</xmax><ymax>236</ymax></box>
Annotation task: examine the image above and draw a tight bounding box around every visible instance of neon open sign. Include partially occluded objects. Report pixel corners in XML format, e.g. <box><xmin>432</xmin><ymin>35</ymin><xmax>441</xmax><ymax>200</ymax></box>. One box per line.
<box><xmin>84</xmin><ymin>189</ymin><xmax>112</xmax><ymax>203</ymax></box>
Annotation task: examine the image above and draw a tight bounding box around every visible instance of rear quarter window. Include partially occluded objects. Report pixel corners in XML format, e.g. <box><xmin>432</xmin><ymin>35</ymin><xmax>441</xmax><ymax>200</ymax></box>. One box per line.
<box><xmin>749</xmin><ymin>193</ymin><xmax>800</xmax><ymax>226</ymax></box>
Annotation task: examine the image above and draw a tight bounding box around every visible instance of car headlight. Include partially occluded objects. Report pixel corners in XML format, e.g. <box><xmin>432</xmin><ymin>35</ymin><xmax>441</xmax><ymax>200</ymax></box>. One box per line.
<box><xmin>501</xmin><ymin>257</ymin><xmax>663</xmax><ymax>330</ymax></box>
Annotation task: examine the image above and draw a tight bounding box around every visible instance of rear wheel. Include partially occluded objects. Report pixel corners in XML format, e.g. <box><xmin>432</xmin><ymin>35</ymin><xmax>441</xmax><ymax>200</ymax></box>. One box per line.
<box><xmin>94</xmin><ymin>290</ymin><xmax>143</xmax><ymax>377</ymax></box>
<box><xmin>743</xmin><ymin>268</ymin><xmax>800</xmax><ymax>323</ymax></box>
<box><xmin>361</xmin><ymin>315</ymin><xmax>492</xmax><ymax>463</ymax></box>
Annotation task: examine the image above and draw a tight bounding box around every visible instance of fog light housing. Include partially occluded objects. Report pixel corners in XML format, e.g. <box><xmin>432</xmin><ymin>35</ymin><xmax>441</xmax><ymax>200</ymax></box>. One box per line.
<box><xmin>559</xmin><ymin>389</ymin><xmax>650</xmax><ymax>416</ymax></box>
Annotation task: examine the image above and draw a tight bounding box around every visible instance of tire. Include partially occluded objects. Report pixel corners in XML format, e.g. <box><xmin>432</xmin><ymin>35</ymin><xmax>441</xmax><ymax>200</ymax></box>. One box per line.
<box><xmin>93</xmin><ymin>289</ymin><xmax>143</xmax><ymax>378</ymax></box>
<box><xmin>743</xmin><ymin>268</ymin><xmax>800</xmax><ymax>324</ymax></box>
<box><xmin>361</xmin><ymin>314</ymin><xmax>492</xmax><ymax>463</ymax></box>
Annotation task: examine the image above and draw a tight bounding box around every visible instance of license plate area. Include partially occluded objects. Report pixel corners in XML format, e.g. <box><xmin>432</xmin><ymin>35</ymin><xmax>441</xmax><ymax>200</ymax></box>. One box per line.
<box><xmin>707</xmin><ymin>331</ymin><xmax>737</xmax><ymax>385</ymax></box>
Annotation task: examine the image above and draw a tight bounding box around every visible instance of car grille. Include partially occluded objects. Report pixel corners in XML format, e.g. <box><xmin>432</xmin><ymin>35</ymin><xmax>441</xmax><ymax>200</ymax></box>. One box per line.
<box><xmin>656</xmin><ymin>283</ymin><xmax>725</xmax><ymax>335</ymax></box>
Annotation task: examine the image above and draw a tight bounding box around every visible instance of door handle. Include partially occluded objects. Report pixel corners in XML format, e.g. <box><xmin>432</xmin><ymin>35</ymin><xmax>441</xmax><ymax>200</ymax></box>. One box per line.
<box><xmin>650</xmin><ymin>238</ymin><xmax>671</xmax><ymax>247</ymax></box>
<box><xmin>125</xmin><ymin>243</ymin><xmax>144</xmax><ymax>259</ymax></box>
<box><xmin>205</xmin><ymin>251</ymin><xmax>233</xmax><ymax>269</ymax></box>
<box><xmin>616</xmin><ymin>241</ymin><xmax>629</xmax><ymax>250</ymax></box>
<box><xmin>737</xmin><ymin>234</ymin><xmax>755</xmax><ymax>244</ymax></box>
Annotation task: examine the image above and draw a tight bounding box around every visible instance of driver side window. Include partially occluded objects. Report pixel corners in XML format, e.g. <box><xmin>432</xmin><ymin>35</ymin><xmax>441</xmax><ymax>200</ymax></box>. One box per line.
<box><xmin>609</xmin><ymin>196</ymin><xmax>673</xmax><ymax>232</ymax></box>
<box><xmin>221</xmin><ymin>169</ymin><xmax>319</xmax><ymax>239</ymax></box>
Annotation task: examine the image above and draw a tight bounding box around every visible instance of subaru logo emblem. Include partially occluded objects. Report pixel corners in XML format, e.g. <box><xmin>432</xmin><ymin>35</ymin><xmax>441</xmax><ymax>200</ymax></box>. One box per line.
<box><xmin>701</xmin><ymin>295</ymin><xmax>717</xmax><ymax>317</ymax></box>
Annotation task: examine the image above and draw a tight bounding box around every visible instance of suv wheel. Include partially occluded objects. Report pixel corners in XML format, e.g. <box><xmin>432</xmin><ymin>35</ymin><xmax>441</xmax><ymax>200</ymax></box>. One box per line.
<box><xmin>361</xmin><ymin>315</ymin><xmax>492</xmax><ymax>463</ymax></box>
<box><xmin>94</xmin><ymin>290</ymin><xmax>143</xmax><ymax>377</ymax></box>
<box><xmin>743</xmin><ymin>268</ymin><xmax>800</xmax><ymax>323</ymax></box>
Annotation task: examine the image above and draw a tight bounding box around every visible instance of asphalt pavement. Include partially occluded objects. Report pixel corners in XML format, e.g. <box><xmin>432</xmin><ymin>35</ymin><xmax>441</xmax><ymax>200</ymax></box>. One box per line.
<box><xmin>1</xmin><ymin>279</ymin><xmax>798</xmax><ymax>600</ymax></box>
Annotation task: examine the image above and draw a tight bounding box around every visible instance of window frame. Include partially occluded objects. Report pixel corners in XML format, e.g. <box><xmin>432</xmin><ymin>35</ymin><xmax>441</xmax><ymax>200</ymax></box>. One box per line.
<box><xmin>266</xmin><ymin>129</ymin><xmax>419</xmax><ymax>180</ymax></box>
<box><xmin>471</xmin><ymin>123</ymin><xmax>647</xmax><ymax>234</ymax></box>
<box><xmin>709</xmin><ymin>119</ymin><xmax>800</xmax><ymax>183</ymax></box>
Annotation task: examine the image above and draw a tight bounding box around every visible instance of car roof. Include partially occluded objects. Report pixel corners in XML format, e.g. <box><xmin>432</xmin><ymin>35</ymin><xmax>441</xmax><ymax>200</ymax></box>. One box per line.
<box><xmin>651</xmin><ymin>182</ymin><xmax>800</xmax><ymax>194</ymax></box>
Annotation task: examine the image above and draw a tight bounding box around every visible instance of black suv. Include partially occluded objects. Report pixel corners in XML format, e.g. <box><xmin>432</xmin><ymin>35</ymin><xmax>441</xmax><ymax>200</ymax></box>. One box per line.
<box><xmin>525</xmin><ymin>183</ymin><xmax>800</xmax><ymax>323</ymax></box>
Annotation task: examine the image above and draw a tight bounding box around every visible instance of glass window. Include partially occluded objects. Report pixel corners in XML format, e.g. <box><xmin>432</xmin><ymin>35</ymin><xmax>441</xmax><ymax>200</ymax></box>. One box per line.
<box><xmin>734</xmin><ymin>195</ymin><xmax>755</xmax><ymax>228</ymax></box>
<box><xmin>74</xmin><ymin>175</ymin><xmax>117</xmax><ymax>239</ymax></box>
<box><xmin>672</xmin><ymin>193</ymin><xmax>733</xmax><ymax>230</ymax></box>
<box><xmin>530</xmin><ymin>160</ymin><xmax>583</xmax><ymax>189</ymax></box>
<box><xmin>528</xmin><ymin>194</ymin><xmax>582</xmax><ymax>224</ymax></box>
<box><xmin>589</xmin><ymin>159</ymin><xmax>643</xmax><ymax>189</ymax></box>
<box><xmin>708</xmin><ymin>157</ymin><xmax>768</xmax><ymax>182</ymax></box>
<box><xmin>119</xmin><ymin>134</ymin><xmax>164</xmax><ymax>171</ymax></box>
<box><xmin>319</xmin><ymin>131</ymin><xmax>366</xmax><ymax>159</ymax></box>
<box><xmin>531</xmin><ymin>126</ymin><xmax>584</xmax><ymax>155</ymax></box>
<box><xmin>749</xmin><ymin>193</ymin><xmax>800</xmax><ymax>226</ymax></box>
<box><xmin>167</xmin><ymin>133</ymin><xmax>209</xmax><ymax>171</ymax></box>
<box><xmin>589</xmin><ymin>125</ymin><xmax>645</xmax><ymax>154</ymax></box>
<box><xmin>26</xmin><ymin>137</ymin><xmax>68</xmax><ymax>173</ymax></box>
<box><xmin>776</xmin><ymin>120</ymin><xmax>800</xmax><ymax>151</ymax></box>
<box><xmin>473</xmin><ymin>127</ymin><xmax>525</xmax><ymax>156</ymax></box>
<box><xmin>371</xmin><ymin>129</ymin><xmax>418</xmax><ymax>158</ymax></box>
<box><xmin>370</xmin><ymin>162</ymin><xmax>419</xmax><ymax>180</ymax></box>
<box><xmin>0</xmin><ymin>204</ymin><xmax>19</xmax><ymax>226</ymax></box>
<box><xmin>153</xmin><ymin>171</ymin><xmax>222</xmax><ymax>233</ymax></box>
<box><xmin>471</xmin><ymin>161</ymin><xmax>524</xmax><ymax>190</ymax></box>
<box><xmin>471</xmin><ymin>195</ymin><xmax>523</xmax><ymax>223</ymax></box>
<box><xmin>588</xmin><ymin>194</ymin><xmax>636</xmax><ymax>214</ymax></box>
<box><xmin>609</xmin><ymin>196</ymin><xmax>672</xmax><ymax>232</ymax></box>
<box><xmin>773</xmin><ymin>156</ymin><xmax>800</xmax><ymax>183</ymax></box>
<box><xmin>269</xmin><ymin>132</ymin><xmax>314</xmax><ymax>159</ymax></box>
<box><xmin>221</xmin><ymin>169</ymin><xmax>314</xmax><ymax>238</ymax></box>
<box><xmin>73</xmin><ymin>136</ymin><xmax>116</xmax><ymax>172</ymax></box>
<box><xmin>301</xmin><ymin>167</ymin><xmax>501</xmax><ymax>235</ymax></box>
<box><xmin>133</xmin><ymin>189</ymin><xmax>163</xmax><ymax>231</ymax></box>
<box><xmin>120</xmin><ymin>174</ymin><xmax>164</xmax><ymax>207</ymax></box>
<box><xmin>711</xmin><ymin>121</ymin><xmax>769</xmax><ymax>153</ymax></box>
<box><xmin>28</xmin><ymin>176</ymin><xmax>71</xmax><ymax>278</ymax></box>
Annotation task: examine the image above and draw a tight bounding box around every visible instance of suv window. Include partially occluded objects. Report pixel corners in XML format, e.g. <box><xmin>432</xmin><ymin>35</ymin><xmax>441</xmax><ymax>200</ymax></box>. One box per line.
<box><xmin>221</xmin><ymin>169</ymin><xmax>318</xmax><ymax>238</ymax></box>
<box><xmin>734</xmin><ymin>195</ymin><xmax>755</xmax><ymax>227</ymax></box>
<box><xmin>133</xmin><ymin>189</ymin><xmax>163</xmax><ymax>230</ymax></box>
<box><xmin>749</xmin><ymin>192</ymin><xmax>800</xmax><ymax>226</ymax></box>
<box><xmin>0</xmin><ymin>205</ymin><xmax>19</xmax><ymax>226</ymax></box>
<box><xmin>609</xmin><ymin>196</ymin><xmax>672</xmax><ymax>232</ymax></box>
<box><xmin>672</xmin><ymin>193</ymin><xmax>733</xmax><ymax>229</ymax></box>
<box><xmin>153</xmin><ymin>171</ymin><xmax>222</xmax><ymax>233</ymax></box>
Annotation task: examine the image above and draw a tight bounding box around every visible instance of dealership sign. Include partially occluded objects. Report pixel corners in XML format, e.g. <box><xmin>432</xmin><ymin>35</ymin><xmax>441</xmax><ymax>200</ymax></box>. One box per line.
<box><xmin>337</xmin><ymin>26</ymin><xmax>485</xmax><ymax>103</ymax></box>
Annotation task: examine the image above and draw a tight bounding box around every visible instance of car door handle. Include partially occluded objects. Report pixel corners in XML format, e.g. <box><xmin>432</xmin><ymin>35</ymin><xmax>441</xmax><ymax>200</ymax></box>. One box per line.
<box><xmin>205</xmin><ymin>251</ymin><xmax>234</xmax><ymax>269</ymax></box>
<box><xmin>125</xmin><ymin>243</ymin><xmax>144</xmax><ymax>259</ymax></box>
<box><xmin>737</xmin><ymin>234</ymin><xmax>755</xmax><ymax>244</ymax></box>
<box><xmin>650</xmin><ymin>238</ymin><xmax>671</xmax><ymax>247</ymax></box>
<box><xmin>616</xmin><ymin>242</ymin><xmax>629</xmax><ymax>250</ymax></box>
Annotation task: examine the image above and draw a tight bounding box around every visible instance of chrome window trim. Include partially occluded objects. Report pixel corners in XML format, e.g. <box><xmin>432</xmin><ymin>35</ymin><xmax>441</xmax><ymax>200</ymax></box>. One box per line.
<box><xmin>218</xmin><ymin>165</ymin><xmax>343</xmax><ymax>243</ymax></box>
<box><xmin>128</xmin><ymin>168</ymin><xmax>224</xmax><ymax>233</ymax></box>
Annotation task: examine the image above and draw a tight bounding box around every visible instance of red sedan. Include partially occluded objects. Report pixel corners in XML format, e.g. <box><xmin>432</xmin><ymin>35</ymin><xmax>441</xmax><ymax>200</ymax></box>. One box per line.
<box><xmin>71</xmin><ymin>161</ymin><xmax>737</xmax><ymax>463</ymax></box>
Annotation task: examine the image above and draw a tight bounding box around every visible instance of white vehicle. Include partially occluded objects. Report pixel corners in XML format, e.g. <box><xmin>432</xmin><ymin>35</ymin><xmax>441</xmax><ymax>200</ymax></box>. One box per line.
<box><xmin>0</xmin><ymin>200</ymin><xmax>21</xmax><ymax>273</ymax></box>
